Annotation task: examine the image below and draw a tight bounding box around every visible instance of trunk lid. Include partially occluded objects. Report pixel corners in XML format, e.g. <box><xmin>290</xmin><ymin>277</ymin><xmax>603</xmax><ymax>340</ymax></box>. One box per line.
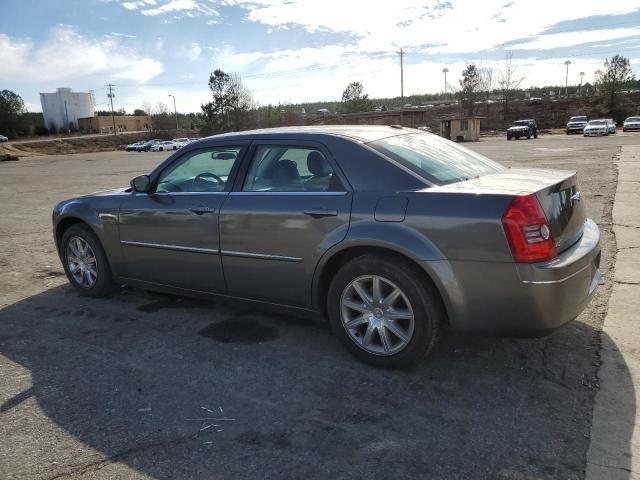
<box><xmin>430</xmin><ymin>168</ymin><xmax>586</xmax><ymax>253</ymax></box>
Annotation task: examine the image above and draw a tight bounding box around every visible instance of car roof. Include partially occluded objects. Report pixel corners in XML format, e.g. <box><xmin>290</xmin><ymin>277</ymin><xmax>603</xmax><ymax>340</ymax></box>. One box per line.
<box><xmin>199</xmin><ymin>125</ymin><xmax>413</xmax><ymax>143</ymax></box>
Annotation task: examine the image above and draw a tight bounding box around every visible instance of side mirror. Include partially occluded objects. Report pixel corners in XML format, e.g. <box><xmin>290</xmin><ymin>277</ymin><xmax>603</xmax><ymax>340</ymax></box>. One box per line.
<box><xmin>131</xmin><ymin>175</ymin><xmax>151</xmax><ymax>193</ymax></box>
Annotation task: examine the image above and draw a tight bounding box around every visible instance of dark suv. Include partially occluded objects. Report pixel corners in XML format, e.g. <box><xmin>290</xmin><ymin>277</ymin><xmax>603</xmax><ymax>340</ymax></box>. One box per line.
<box><xmin>506</xmin><ymin>119</ymin><xmax>537</xmax><ymax>140</ymax></box>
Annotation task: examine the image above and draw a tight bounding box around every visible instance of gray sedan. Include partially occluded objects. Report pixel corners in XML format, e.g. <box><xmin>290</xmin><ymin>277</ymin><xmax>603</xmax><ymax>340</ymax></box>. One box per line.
<box><xmin>52</xmin><ymin>126</ymin><xmax>601</xmax><ymax>367</ymax></box>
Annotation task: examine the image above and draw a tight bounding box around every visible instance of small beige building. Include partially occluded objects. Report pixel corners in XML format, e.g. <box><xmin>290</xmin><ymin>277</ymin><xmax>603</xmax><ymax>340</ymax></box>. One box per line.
<box><xmin>439</xmin><ymin>116</ymin><xmax>483</xmax><ymax>142</ymax></box>
<box><xmin>78</xmin><ymin>115</ymin><xmax>151</xmax><ymax>134</ymax></box>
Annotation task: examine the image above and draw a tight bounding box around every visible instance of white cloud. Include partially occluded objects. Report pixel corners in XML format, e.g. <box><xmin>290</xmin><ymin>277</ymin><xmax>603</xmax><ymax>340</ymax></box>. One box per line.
<box><xmin>186</xmin><ymin>42</ymin><xmax>203</xmax><ymax>60</ymax></box>
<box><xmin>116</xmin><ymin>0</ymin><xmax>219</xmax><ymax>17</ymax></box>
<box><xmin>509</xmin><ymin>27</ymin><xmax>640</xmax><ymax>51</ymax></box>
<box><xmin>223</xmin><ymin>0</ymin><xmax>640</xmax><ymax>55</ymax></box>
<box><xmin>0</xmin><ymin>26</ymin><xmax>163</xmax><ymax>85</ymax></box>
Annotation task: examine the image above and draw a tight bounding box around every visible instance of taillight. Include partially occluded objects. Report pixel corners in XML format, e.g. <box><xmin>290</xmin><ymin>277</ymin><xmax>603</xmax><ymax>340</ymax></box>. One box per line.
<box><xmin>501</xmin><ymin>194</ymin><xmax>557</xmax><ymax>263</ymax></box>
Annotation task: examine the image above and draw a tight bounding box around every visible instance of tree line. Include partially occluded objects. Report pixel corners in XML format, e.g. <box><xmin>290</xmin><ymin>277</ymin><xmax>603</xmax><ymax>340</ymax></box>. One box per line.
<box><xmin>0</xmin><ymin>54</ymin><xmax>636</xmax><ymax>139</ymax></box>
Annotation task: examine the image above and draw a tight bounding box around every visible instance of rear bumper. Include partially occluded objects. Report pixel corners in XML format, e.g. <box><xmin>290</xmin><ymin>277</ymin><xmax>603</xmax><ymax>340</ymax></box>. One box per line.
<box><xmin>430</xmin><ymin>219</ymin><xmax>601</xmax><ymax>335</ymax></box>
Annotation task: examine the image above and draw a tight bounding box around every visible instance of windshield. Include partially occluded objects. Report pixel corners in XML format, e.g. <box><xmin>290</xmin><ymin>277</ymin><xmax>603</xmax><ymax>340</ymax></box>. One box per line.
<box><xmin>626</xmin><ymin>117</ymin><xmax>640</xmax><ymax>122</ymax></box>
<box><xmin>513</xmin><ymin>121</ymin><xmax>529</xmax><ymax>126</ymax></box>
<box><xmin>589</xmin><ymin>120</ymin><xmax>606</xmax><ymax>125</ymax></box>
<box><xmin>570</xmin><ymin>116</ymin><xmax>587</xmax><ymax>122</ymax></box>
<box><xmin>368</xmin><ymin>133</ymin><xmax>504</xmax><ymax>186</ymax></box>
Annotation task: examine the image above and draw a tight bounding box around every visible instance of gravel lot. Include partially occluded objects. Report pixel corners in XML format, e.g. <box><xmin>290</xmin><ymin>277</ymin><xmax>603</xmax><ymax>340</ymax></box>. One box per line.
<box><xmin>0</xmin><ymin>134</ymin><xmax>634</xmax><ymax>479</ymax></box>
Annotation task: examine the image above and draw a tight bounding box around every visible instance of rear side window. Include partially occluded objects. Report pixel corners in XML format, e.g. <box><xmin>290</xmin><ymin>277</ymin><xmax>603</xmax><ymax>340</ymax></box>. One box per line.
<box><xmin>243</xmin><ymin>145</ymin><xmax>341</xmax><ymax>192</ymax></box>
<box><xmin>368</xmin><ymin>133</ymin><xmax>503</xmax><ymax>185</ymax></box>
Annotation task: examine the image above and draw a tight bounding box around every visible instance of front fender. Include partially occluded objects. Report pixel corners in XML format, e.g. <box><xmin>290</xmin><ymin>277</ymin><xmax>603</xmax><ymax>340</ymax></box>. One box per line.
<box><xmin>53</xmin><ymin>197</ymin><xmax>122</xmax><ymax>273</ymax></box>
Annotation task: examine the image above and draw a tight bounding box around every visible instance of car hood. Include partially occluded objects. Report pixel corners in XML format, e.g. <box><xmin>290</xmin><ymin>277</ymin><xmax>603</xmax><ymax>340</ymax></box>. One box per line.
<box><xmin>507</xmin><ymin>126</ymin><xmax>529</xmax><ymax>131</ymax></box>
<box><xmin>86</xmin><ymin>187</ymin><xmax>131</xmax><ymax>196</ymax></box>
<box><xmin>584</xmin><ymin>125</ymin><xmax>605</xmax><ymax>129</ymax></box>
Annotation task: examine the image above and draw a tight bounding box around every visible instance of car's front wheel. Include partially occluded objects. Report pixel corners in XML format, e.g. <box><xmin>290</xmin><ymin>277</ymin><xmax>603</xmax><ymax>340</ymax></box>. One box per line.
<box><xmin>61</xmin><ymin>224</ymin><xmax>114</xmax><ymax>297</ymax></box>
<box><xmin>327</xmin><ymin>254</ymin><xmax>443</xmax><ymax>368</ymax></box>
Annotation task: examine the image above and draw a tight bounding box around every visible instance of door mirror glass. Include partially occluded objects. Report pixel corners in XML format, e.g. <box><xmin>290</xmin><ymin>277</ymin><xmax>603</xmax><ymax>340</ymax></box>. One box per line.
<box><xmin>131</xmin><ymin>175</ymin><xmax>151</xmax><ymax>193</ymax></box>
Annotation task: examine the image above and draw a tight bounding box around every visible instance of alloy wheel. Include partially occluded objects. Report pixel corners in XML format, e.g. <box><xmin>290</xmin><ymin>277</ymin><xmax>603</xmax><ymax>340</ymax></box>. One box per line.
<box><xmin>340</xmin><ymin>275</ymin><xmax>415</xmax><ymax>356</ymax></box>
<box><xmin>66</xmin><ymin>236</ymin><xmax>98</xmax><ymax>288</ymax></box>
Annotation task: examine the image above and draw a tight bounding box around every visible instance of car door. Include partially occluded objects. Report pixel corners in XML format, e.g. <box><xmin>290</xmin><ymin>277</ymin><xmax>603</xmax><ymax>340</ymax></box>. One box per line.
<box><xmin>219</xmin><ymin>141</ymin><xmax>352</xmax><ymax>307</ymax></box>
<box><xmin>118</xmin><ymin>143</ymin><xmax>247</xmax><ymax>293</ymax></box>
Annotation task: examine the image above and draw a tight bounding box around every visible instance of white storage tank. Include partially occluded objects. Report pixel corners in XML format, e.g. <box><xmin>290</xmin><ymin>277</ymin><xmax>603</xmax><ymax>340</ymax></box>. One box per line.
<box><xmin>40</xmin><ymin>88</ymin><xmax>96</xmax><ymax>131</ymax></box>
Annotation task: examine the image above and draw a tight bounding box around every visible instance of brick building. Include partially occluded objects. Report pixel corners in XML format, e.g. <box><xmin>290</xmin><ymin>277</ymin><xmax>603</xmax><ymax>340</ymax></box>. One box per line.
<box><xmin>78</xmin><ymin>115</ymin><xmax>151</xmax><ymax>134</ymax></box>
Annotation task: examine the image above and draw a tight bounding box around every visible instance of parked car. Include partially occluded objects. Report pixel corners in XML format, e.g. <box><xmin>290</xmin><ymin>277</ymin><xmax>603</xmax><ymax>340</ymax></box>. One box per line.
<box><xmin>506</xmin><ymin>119</ymin><xmax>537</xmax><ymax>140</ymax></box>
<box><xmin>583</xmin><ymin>120</ymin><xmax>609</xmax><ymax>137</ymax></box>
<box><xmin>566</xmin><ymin>116</ymin><xmax>588</xmax><ymax>134</ymax></box>
<box><xmin>151</xmin><ymin>141</ymin><xmax>178</xmax><ymax>152</ymax></box>
<box><xmin>623</xmin><ymin>116</ymin><xmax>640</xmax><ymax>132</ymax></box>
<box><xmin>137</xmin><ymin>140</ymin><xmax>161</xmax><ymax>152</ymax></box>
<box><xmin>0</xmin><ymin>134</ymin><xmax>8</xmax><ymax>142</ymax></box>
<box><xmin>172</xmin><ymin>137</ymin><xmax>190</xmax><ymax>148</ymax></box>
<box><xmin>606</xmin><ymin>119</ymin><xmax>617</xmax><ymax>134</ymax></box>
<box><xmin>126</xmin><ymin>141</ymin><xmax>144</xmax><ymax>152</ymax></box>
<box><xmin>52</xmin><ymin>126</ymin><xmax>601</xmax><ymax>367</ymax></box>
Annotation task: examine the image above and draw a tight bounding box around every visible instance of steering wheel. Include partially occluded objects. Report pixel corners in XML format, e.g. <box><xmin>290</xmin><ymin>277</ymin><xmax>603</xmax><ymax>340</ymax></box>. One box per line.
<box><xmin>192</xmin><ymin>172</ymin><xmax>224</xmax><ymax>192</ymax></box>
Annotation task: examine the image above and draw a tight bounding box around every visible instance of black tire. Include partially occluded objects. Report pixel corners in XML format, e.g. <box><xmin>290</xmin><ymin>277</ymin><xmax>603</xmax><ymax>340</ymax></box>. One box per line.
<box><xmin>533</xmin><ymin>131</ymin><xmax>538</xmax><ymax>139</ymax></box>
<box><xmin>507</xmin><ymin>134</ymin><xmax>512</xmax><ymax>141</ymax></box>
<box><xmin>327</xmin><ymin>254</ymin><xmax>444</xmax><ymax>368</ymax></box>
<box><xmin>526</xmin><ymin>133</ymin><xmax>531</xmax><ymax>139</ymax></box>
<box><xmin>60</xmin><ymin>224</ymin><xmax>114</xmax><ymax>297</ymax></box>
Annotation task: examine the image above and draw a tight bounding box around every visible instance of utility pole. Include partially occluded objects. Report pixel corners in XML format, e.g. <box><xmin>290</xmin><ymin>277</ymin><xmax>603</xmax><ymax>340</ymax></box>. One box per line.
<box><xmin>564</xmin><ymin>60</ymin><xmax>571</xmax><ymax>97</ymax></box>
<box><xmin>579</xmin><ymin>71</ymin><xmax>585</xmax><ymax>96</ymax></box>
<box><xmin>442</xmin><ymin>68</ymin><xmax>449</xmax><ymax>96</ymax></box>
<box><xmin>168</xmin><ymin>94</ymin><xmax>178</xmax><ymax>134</ymax></box>
<box><xmin>105</xmin><ymin>83</ymin><xmax>117</xmax><ymax>135</ymax></box>
<box><xmin>397</xmin><ymin>48</ymin><xmax>404</xmax><ymax>103</ymax></box>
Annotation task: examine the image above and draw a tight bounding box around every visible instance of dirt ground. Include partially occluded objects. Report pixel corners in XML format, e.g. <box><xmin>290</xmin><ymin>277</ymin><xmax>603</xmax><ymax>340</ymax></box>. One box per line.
<box><xmin>0</xmin><ymin>133</ymin><xmax>634</xmax><ymax>479</ymax></box>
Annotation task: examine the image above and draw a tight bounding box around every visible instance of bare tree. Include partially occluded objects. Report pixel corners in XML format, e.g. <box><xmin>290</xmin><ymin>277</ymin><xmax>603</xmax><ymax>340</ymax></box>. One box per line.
<box><xmin>498</xmin><ymin>52</ymin><xmax>524</xmax><ymax>116</ymax></box>
<box><xmin>478</xmin><ymin>67</ymin><xmax>494</xmax><ymax>114</ymax></box>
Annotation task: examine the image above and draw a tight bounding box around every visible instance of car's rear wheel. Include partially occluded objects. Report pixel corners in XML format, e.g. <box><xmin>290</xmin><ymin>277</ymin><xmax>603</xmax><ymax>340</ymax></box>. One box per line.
<box><xmin>327</xmin><ymin>254</ymin><xmax>443</xmax><ymax>368</ymax></box>
<box><xmin>61</xmin><ymin>224</ymin><xmax>114</xmax><ymax>297</ymax></box>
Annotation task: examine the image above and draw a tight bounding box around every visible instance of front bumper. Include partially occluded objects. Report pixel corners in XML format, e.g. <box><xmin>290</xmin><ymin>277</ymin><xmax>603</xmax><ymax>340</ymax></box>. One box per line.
<box><xmin>567</xmin><ymin>125</ymin><xmax>586</xmax><ymax>133</ymax></box>
<box><xmin>434</xmin><ymin>219</ymin><xmax>601</xmax><ymax>335</ymax></box>
<box><xmin>584</xmin><ymin>129</ymin><xmax>607</xmax><ymax>136</ymax></box>
<box><xmin>624</xmin><ymin>125</ymin><xmax>640</xmax><ymax>131</ymax></box>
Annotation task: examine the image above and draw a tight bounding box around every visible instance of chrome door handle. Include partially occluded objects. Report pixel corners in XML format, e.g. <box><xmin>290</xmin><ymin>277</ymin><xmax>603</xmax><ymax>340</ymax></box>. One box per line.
<box><xmin>303</xmin><ymin>208</ymin><xmax>338</xmax><ymax>218</ymax></box>
<box><xmin>189</xmin><ymin>206</ymin><xmax>212</xmax><ymax>215</ymax></box>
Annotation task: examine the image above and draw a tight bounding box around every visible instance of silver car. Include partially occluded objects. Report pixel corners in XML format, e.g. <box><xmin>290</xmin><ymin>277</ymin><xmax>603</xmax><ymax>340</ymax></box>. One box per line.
<box><xmin>623</xmin><ymin>116</ymin><xmax>640</xmax><ymax>132</ymax></box>
<box><xmin>52</xmin><ymin>126</ymin><xmax>601</xmax><ymax>367</ymax></box>
<box><xmin>583</xmin><ymin>120</ymin><xmax>609</xmax><ymax>136</ymax></box>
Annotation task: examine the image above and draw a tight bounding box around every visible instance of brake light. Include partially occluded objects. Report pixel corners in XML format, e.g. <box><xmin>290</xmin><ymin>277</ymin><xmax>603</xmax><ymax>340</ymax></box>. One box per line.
<box><xmin>501</xmin><ymin>194</ymin><xmax>557</xmax><ymax>263</ymax></box>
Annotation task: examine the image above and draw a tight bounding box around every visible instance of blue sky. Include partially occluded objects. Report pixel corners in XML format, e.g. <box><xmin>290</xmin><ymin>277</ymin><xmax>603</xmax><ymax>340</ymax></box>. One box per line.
<box><xmin>1</xmin><ymin>0</ymin><xmax>639</xmax><ymax>113</ymax></box>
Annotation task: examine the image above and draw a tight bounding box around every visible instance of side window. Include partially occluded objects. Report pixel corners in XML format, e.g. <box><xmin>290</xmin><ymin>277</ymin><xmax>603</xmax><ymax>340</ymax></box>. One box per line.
<box><xmin>156</xmin><ymin>146</ymin><xmax>241</xmax><ymax>193</ymax></box>
<box><xmin>243</xmin><ymin>145</ymin><xmax>340</xmax><ymax>192</ymax></box>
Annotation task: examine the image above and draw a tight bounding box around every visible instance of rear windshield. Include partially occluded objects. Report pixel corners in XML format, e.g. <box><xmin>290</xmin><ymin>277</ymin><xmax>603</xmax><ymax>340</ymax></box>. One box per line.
<box><xmin>570</xmin><ymin>116</ymin><xmax>587</xmax><ymax>122</ymax></box>
<box><xmin>368</xmin><ymin>133</ymin><xmax>504</xmax><ymax>186</ymax></box>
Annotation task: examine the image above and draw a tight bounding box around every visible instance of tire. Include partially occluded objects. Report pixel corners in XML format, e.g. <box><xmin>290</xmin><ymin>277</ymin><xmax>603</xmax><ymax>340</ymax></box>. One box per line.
<box><xmin>327</xmin><ymin>254</ymin><xmax>444</xmax><ymax>368</ymax></box>
<box><xmin>159</xmin><ymin>147</ymin><xmax>164</xmax><ymax>151</ymax></box>
<box><xmin>507</xmin><ymin>135</ymin><xmax>511</xmax><ymax>141</ymax></box>
<box><xmin>526</xmin><ymin>133</ymin><xmax>531</xmax><ymax>140</ymax></box>
<box><xmin>60</xmin><ymin>224</ymin><xmax>114</xmax><ymax>297</ymax></box>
